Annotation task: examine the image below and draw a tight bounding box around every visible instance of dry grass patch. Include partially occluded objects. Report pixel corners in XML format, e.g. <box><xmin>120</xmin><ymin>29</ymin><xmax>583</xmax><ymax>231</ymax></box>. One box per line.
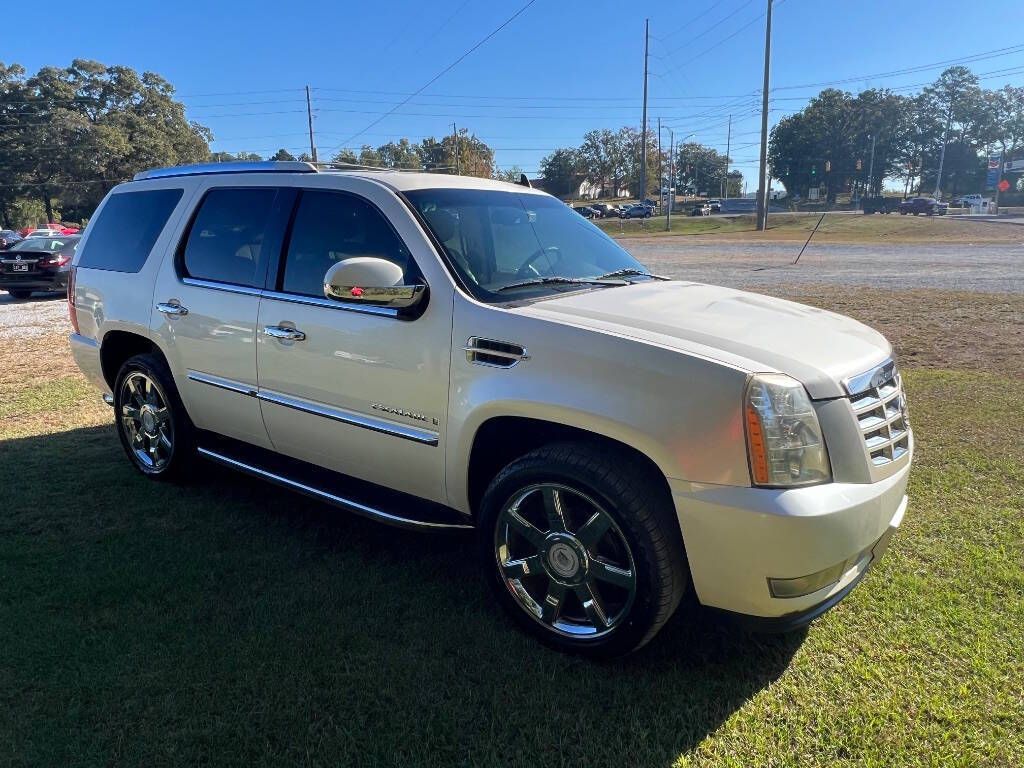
<box><xmin>765</xmin><ymin>285</ymin><xmax>1024</xmax><ymax>377</ymax></box>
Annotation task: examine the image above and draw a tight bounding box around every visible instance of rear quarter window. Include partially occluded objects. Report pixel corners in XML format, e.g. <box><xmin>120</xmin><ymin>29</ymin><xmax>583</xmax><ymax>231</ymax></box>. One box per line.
<box><xmin>77</xmin><ymin>188</ymin><xmax>184</xmax><ymax>272</ymax></box>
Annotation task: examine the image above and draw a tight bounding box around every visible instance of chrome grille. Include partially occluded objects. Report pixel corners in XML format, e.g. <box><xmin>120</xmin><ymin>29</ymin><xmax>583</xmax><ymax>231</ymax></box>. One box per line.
<box><xmin>848</xmin><ymin>368</ymin><xmax>910</xmax><ymax>467</ymax></box>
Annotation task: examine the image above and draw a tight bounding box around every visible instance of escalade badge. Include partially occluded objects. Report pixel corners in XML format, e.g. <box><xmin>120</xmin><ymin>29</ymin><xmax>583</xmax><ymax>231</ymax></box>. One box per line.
<box><xmin>372</xmin><ymin>402</ymin><xmax>437</xmax><ymax>425</ymax></box>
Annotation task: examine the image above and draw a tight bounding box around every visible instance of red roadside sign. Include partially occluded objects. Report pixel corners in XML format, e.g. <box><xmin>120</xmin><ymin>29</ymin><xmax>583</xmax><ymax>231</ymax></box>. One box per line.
<box><xmin>998</xmin><ymin>179</ymin><xmax>1010</xmax><ymax>192</ymax></box>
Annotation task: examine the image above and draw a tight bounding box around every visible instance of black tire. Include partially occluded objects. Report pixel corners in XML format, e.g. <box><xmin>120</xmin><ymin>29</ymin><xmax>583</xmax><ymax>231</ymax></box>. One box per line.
<box><xmin>478</xmin><ymin>441</ymin><xmax>688</xmax><ymax>658</ymax></box>
<box><xmin>113</xmin><ymin>352</ymin><xmax>196</xmax><ymax>480</ymax></box>
<box><xmin>7</xmin><ymin>289</ymin><xmax>32</xmax><ymax>300</ymax></box>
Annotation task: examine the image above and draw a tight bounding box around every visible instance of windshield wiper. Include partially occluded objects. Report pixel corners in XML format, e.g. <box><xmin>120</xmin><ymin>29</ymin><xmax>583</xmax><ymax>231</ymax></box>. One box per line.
<box><xmin>495</xmin><ymin>276</ymin><xmax>623</xmax><ymax>293</ymax></box>
<box><xmin>592</xmin><ymin>268</ymin><xmax>669</xmax><ymax>281</ymax></box>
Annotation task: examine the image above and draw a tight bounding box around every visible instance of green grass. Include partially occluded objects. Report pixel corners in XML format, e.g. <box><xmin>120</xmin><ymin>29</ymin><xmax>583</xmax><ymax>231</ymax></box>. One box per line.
<box><xmin>0</xmin><ymin>369</ymin><xmax>1022</xmax><ymax>767</ymax></box>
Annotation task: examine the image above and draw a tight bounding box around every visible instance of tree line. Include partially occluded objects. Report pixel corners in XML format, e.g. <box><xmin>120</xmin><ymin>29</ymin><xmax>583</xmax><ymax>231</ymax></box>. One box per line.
<box><xmin>0</xmin><ymin>59</ymin><xmax>211</xmax><ymax>227</ymax></box>
<box><xmin>769</xmin><ymin>66</ymin><xmax>1024</xmax><ymax>202</ymax></box>
<box><xmin>538</xmin><ymin>127</ymin><xmax>741</xmax><ymax>201</ymax></box>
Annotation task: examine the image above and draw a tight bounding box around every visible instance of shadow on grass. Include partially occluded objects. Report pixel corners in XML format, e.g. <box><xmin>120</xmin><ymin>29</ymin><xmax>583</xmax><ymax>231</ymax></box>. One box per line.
<box><xmin>1</xmin><ymin>425</ymin><xmax>804</xmax><ymax>766</ymax></box>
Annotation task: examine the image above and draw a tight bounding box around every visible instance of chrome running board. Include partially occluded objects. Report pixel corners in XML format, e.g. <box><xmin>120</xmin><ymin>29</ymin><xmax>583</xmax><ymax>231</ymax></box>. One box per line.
<box><xmin>196</xmin><ymin>445</ymin><xmax>472</xmax><ymax>531</ymax></box>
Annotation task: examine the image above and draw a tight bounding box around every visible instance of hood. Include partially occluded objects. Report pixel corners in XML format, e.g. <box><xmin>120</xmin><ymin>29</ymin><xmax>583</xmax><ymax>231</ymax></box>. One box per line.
<box><xmin>515</xmin><ymin>281</ymin><xmax>891</xmax><ymax>399</ymax></box>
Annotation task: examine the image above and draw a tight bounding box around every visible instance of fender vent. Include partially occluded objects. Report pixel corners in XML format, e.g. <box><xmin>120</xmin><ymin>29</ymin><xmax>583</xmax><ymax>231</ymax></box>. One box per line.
<box><xmin>464</xmin><ymin>337</ymin><xmax>529</xmax><ymax>368</ymax></box>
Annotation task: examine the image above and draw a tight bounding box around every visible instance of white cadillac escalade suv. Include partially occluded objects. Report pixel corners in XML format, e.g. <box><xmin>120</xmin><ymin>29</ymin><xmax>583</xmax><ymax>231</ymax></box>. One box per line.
<box><xmin>69</xmin><ymin>161</ymin><xmax>911</xmax><ymax>657</ymax></box>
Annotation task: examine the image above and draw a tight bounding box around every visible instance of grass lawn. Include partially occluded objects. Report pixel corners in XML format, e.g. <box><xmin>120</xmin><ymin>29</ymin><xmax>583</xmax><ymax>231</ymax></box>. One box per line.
<box><xmin>1</xmin><ymin>316</ymin><xmax>1022</xmax><ymax>765</ymax></box>
<box><xmin>598</xmin><ymin>212</ymin><xmax>1024</xmax><ymax>244</ymax></box>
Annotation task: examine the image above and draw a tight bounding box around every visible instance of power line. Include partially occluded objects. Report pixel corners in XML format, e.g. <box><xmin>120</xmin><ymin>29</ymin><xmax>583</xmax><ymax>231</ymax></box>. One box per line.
<box><xmin>662</xmin><ymin>11</ymin><xmax>766</xmax><ymax>76</ymax></box>
<box><xmin>663</xmin><ymin>0</ymin><xmax>757</xmax><ymax>57</ymax></box>
<box><xmin>658</xmin><ymin>1</ymin><xmax>724</xmax><ymax>41</ymax></box>
<box><xmin>330</xmin><ymin>0</ymin><xmax>538</xmax><ymax>153</ymax></box>
<box><xmin>771</xmin><ymin>42</ymin><xmax>1024</xmax><ymax>91</ymax></box>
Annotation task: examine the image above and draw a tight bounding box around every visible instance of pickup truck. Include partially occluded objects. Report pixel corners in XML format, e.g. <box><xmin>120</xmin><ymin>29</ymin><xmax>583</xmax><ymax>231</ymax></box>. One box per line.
<box><xmin>861</xmin><ymin>196</ymin><xmax>900</xmax><ymax>215</ymax></box>
<box><xmin>67</xmin><ymin>161</ymin><xmax>912</xmax><ymax>657</ymax></box>
<box><xmin>898</xmin><ymin>197</ymin><xmax>947</xmax><ymax>216</ymax></box>
<box><xmin>950</xmin><ymin>194</ymin><xmax>989</xmax><ymax>209</ymax></box>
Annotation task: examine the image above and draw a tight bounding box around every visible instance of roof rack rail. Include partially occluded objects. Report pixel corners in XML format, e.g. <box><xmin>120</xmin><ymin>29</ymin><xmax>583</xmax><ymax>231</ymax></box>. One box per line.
<box><xmin>133</xmin><ymin>160</ymin><xmax>318</xmax><ymax>181</ymax></box>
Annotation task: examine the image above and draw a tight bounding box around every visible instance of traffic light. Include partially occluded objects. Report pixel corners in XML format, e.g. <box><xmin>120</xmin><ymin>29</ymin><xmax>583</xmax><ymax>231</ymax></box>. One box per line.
<box><xmin>825</xmin><ymin>160</ymin><xmax>831</xmax><ymax>173</ymax></box>
<box><xmin>811</xmin><ymin>164</ymin><xmax>816</xmax><ymax>176</ymax></box>
<box><xmin>856</xmin><ymin>159</ymin><xmax>863</xmax><ymax>170</ymax></box>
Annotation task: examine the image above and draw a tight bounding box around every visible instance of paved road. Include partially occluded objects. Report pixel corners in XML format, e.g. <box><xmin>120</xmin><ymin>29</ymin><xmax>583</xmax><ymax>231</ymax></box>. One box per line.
<box><xmin>624</xmin><ymin>240</ymin><xmax>1024</xmax><ymax>294</ymax></box>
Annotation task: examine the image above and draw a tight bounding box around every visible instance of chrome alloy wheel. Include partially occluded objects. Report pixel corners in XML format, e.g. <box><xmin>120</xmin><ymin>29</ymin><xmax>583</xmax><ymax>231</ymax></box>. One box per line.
<box><xmin>119</xmin><ymin>372</ymin><xmax>173</xmax><ymax>471</ymax></box>
<box><xmin>494</xmin><ymin>483</ymin><xmax>637</xmax><ymax>638</ymax></box>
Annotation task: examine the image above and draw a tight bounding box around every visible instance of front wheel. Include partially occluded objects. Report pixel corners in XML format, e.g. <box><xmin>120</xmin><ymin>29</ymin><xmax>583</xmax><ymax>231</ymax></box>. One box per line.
<box><xmin>479</xmin><ymin>442</ymin><xmax>688</xmax><ymax>658</ymax></box>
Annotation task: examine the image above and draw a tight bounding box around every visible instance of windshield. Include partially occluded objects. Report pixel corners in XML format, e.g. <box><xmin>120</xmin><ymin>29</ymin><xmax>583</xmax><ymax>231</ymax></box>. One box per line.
<box><xmin>405</xmin><ymin>188</ymin><xmax>647</xmax><ymax>302</ymax></box>
<box><xmin>9</xmin><ymin>238</ymin><xmax>65</xmax><ymax>252</ymax></box>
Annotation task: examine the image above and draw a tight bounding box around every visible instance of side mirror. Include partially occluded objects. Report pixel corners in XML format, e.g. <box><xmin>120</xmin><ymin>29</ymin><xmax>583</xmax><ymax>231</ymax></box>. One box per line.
<box><xmin>323</xmin><ymin>257</ymin><xmax>426</xmax><ymax>310</ymax></box>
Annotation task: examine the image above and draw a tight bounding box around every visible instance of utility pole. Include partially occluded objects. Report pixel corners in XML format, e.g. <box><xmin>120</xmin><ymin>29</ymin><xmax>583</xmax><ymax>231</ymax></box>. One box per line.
<box><xmin>934</xmin><ymin>103</ymin><xmax>953</xmax><ymax>198</ymax></box>
<box><xmin>306</xmin><ymin>85</ymin><xmax>318</xmax><ymax>163</ymax></box>
<box><xmin>452</xmin><ymin>122</ymin><xmax>461</xmax><ymax>175</ymax></box>
<box><xmin>666</xmin><ymin>128</ymin><xmax>674</xmax><ymax>232</ymax></box>
<box><xmin>724</xmin><ymin>114</ymin><xmax>732</xmax><ymax>200</ymax></box>
<box><xmin>657</xmin><ymin>117</ymin><xmax>662</xmax><ymax>208</ymax></box>
<box><xmin>866</xmin><ymin>133</ymin><xmax>876</xmax><ymax>195</ymax></box>
<box><xmin>755</xmin><ymin>0</ymin><xmax>773</xmax><ymax>231</ymax></box>
<box><xmin>640</xmin><ymin>18</ymin><xmax>650</xmax><ymax>203</ymax></box>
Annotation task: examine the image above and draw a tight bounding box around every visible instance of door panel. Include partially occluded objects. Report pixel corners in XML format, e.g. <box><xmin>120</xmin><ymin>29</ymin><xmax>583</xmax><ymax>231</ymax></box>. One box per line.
<box><xmin>256</xmin><ymin>295</ymin><xmax>451</xmax><ymax>503</ymax></box>
<box><xmin>150</xmin><ymin>184</ymin><xmax>287</xmax><ymax>450</ymax></box>
<box><xmin>254</xmin><ymin>186</ymin><xmax>452</xmax><ymax>504</ymax></box>
<box><xmin>156</xmin><ymin>282</ymin><xmax>270</xmax><ymax>448</ymax></box>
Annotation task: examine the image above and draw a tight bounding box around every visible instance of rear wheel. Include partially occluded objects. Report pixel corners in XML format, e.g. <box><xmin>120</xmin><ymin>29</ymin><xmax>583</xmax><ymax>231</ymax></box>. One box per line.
<box><xmin>479</xmin><ymin>442</ymin><xmax>688</xmax><ymax>658</ymax></box>
<box><xmin>114</xmin><ymin>353</ymin><xmax>195</xmax><ymax>480</ymax></box>
<box><xmin>7</xmin><ymin>289</ymin><xmax>32</xmax><ymax>300</ymax></box>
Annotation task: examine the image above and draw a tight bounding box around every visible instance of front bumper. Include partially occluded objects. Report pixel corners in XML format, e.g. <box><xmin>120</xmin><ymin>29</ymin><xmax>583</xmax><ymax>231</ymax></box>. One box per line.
<box><xmin>670</xmin><ymin>443</ymin><xmax>911</xmax><ymax>624</ymax></box>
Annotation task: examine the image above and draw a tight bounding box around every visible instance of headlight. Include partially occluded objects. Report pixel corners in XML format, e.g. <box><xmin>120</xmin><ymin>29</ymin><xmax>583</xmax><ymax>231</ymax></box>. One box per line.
<box><xmin>744</xmin><ymin>373</ymin><xmax>831</xmax><ymax>487</ymax></box>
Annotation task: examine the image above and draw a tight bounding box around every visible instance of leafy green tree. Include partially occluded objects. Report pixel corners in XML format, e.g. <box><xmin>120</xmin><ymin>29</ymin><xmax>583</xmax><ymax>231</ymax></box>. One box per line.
<box><xmin>496</xmin><ymin>165</ymin><xmax>525</xmax><ymax>183</ymax></box>
<box><xmin>331</xmin><ymin>149</ymin><xmax>358</xmax><ymax>164</ymax></box>
<box><xmin>0</xmin><ymin>59</ymin><xmax>211</xmax><ymax>221</ymax></box>
<box><xmin>416</xmin><ymin>131</ymin><xmax>493</xmax><ymax>177</ymax></box>
<box><xmin>358</xmin><ymin>145</ymin><xmax>381</xmax><ymax>166</ymax></box>
<box><xmin>675</xmin><ymin>142</ymin><xmax>731</xmax><ymax>197</ymax></box>
<box><xmin>578</xmin><ymin>129</ymin><xmax>623</xmax><ymax>196</ymax></box>
<box><xmin>377</xmin><ymin>138</ymin><xmax>421</xmax><ymax>169</ymax></box>
<box><xmin>726</xmin><ymin>170</ymin><xmax>743</xmax><ymax>198</ymax></box>
<box><xmin>270</xmin><ymin>148</ymin><xmax>296</xmax><ymax>161</ymax></box>
<box><xmin>539</xmin><ymin>148</ymin><xmax>581</xmax><ymax>198</ymax></box>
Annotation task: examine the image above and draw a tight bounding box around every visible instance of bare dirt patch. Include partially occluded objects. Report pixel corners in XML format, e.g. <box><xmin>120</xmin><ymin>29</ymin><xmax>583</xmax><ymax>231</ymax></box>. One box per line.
<box><xmin>763</xmin><ymin>284</ymin><xmax>1024</xmax><ymax>377</ymax></box>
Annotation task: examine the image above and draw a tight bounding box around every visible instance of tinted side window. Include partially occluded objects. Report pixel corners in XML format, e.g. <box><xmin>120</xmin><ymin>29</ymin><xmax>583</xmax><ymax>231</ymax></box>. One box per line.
<box><xmin>280</xmin><ymin>190</ymin><xmax>412</xmax><ymax>298</ymax></box>
<box><xmin>77</xmin><ymin>188</ymin><xmax>183</xmax><ymax>272</ymax></box>
<box><xmin>182</xmin><ymin>188</ymin><xmax>277</xmax><ymax>287</ymax></box>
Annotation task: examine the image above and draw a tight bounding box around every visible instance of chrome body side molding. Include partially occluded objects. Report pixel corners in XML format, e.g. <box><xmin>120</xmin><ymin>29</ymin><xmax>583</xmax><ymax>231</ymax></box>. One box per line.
<box><xmin>187</xmin><ymin>370</ymin><xmax>258</xmax><ymax>397</ymax></box>
<box><xmin>257</xmin><ymin>389</ymin><xmax>439</xmax><ymax>446</ymax></box>
<box><xmin>187</xmin><ymin>372</ymin><xmax>438</xmax><ymax>446</ymax></box>
<box><xmin>196</xmin><ymin>447</ymin><xmax>470</xmax><ymax>530</ymax></box>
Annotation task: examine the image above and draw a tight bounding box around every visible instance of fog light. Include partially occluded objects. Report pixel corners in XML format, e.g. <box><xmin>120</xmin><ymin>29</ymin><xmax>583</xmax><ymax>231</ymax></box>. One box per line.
<box><xmin>768</xmin><ymin>562</ymin><xmax>847</xmax><ymax>599</ymax></box>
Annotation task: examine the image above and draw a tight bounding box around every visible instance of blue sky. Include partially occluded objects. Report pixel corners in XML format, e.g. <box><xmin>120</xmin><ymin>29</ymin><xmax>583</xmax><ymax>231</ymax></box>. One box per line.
<box><xmin>5</xmin><ymin>0</ymin><xmax>1024</xmax><ymax>189</ymax></box>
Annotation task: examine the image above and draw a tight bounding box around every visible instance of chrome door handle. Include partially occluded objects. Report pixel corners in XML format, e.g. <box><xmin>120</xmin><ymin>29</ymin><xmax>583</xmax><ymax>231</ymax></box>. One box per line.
<box><xmin>263</xmin><ymin>325</ymin><xmax>306</xmax><ymax>341</ymax></box>
<box><xmin>156</xmin><ymin>301</ymin><xmax>188</xmax><ymax>316</ymax></box>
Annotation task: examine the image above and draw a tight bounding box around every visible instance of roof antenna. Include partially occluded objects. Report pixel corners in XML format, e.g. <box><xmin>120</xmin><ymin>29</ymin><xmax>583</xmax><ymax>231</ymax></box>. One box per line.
<box><xmin>518</xmin><ymin>173</ymin><xmax>531</xmax><ymax>188</ymax></box>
